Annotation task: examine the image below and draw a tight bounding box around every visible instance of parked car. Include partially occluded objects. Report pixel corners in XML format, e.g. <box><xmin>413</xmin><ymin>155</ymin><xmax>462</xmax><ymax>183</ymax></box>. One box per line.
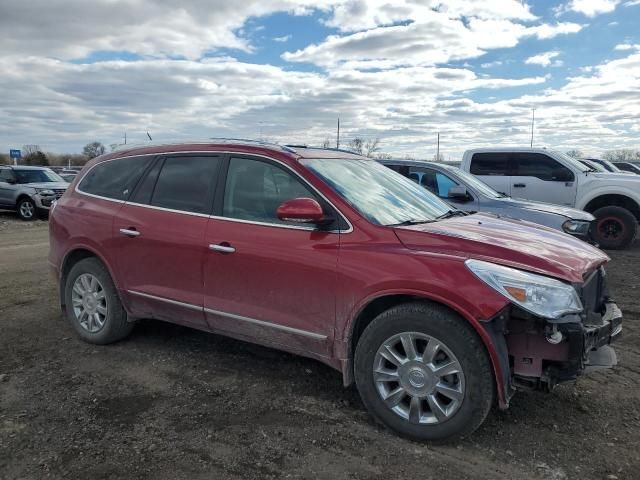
<box><xmin>60</xmin><ymin>173</ymin><xmax>78</xmax><ymax>183</ymax></box>
<box><xmin>614</xmin><ymin>162</ymin><xmax>640</xmax><ymax>175</ymax></box>
<box><xmin>461</xmin><ymin>148</ymin><xmax>640</xmax><ymax>249</ymax></box>
<box><xmin>49</xmin><ymin>141</ymin><xmax>622</xmax><ymax>441</ymax></box>
<box><xmin>579</xmin><ymin>159</ymin><xmax>607</xmax><ymax>173</ymax></box>
<box><xmin>586</xmin><ymin>158</ymin><xmax>633</xmax><ymax>175</ymax></box>
<box><xmin>379</xmin><ymin>159</ymin><xmax>595</xmax><ymax>241</ymax></box>
<box><xmin>0</xmin><ymin>165</ymin><xmax>68</xmax><ymax>220</ymax></box>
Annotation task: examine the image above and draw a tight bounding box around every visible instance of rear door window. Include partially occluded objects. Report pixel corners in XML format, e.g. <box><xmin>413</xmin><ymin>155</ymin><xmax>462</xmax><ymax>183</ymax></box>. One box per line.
<box><xmin>512</xmin><ymin>153</ymin><xmax>574</xmax><ymax>181</ymax></box>
<box><xmin>79</xmin><ymin>157</ymin><xmax>152</xmax><ymax>200</ymax></box>
<box><xmin>469</xmin><ymin>153</ymin><xmax>509</xmax><ymax>176</ymax></box>
<box><xmin>149</xmin><ymin>156</ymin><xmax>221</xmax><ymax>214</ymax></box>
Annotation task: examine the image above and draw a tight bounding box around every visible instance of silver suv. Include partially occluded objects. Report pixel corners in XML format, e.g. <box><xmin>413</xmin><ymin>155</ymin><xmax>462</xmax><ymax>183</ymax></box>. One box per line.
<box><xmin>0</xmin><ymin>165</ymin><xmax>69</xmax><ymax>220</ymax></box>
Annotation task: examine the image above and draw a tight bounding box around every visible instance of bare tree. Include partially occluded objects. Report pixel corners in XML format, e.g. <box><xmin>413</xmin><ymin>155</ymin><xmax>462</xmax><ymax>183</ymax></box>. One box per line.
<box><xmin>347</xmin><ymin>137</ymin><xmax>381</xmax><ymax>157</ymax></box>
<box><xmin>347</xmin><ymin>137</ymin><xmax>364</xmax><ymax>155</ymax></box>
<box><xmin>363</xmin><ymin>138</ymin><xmax>381</xmax><ymax>157</ymax></box>
<box><xmin>433</xmin><ymin>153</ymin><xmax>445</xmax><ymax>162</ymax></box>
<box><xmin>321</xmin><ymin>137</ymin><xmax>332</xmax><ymax>149</ymax></box>
<box><xmin>603</xmin><ymin>149</ymin><xmax>640</xmax><ymax>162</ymax></box>
<box><xmin>83</xmin><ymin>141</ymin><xmax>106</xmax><ymax>159</ymax></box>
<box><xmin>22</xmin><ymin>145</ymin><xmax>41</xmax><ymax>156</ymax></box>
<box><xmin>565</xmin><ymin>149</ymin><xmax>583</xmax><ymax>159</ymax></box>
<box><xmin>110</xmin><ymin>143</ymin><xmax>119</xmax><ymax>152</ymax></box>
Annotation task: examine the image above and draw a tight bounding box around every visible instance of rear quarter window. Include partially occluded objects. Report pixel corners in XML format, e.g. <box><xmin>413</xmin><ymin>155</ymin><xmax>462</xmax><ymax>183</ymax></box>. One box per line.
<box><xmin>78</xmin><ymin>156</ymin><xmax>152</xmax><ymax>201</ymax></box>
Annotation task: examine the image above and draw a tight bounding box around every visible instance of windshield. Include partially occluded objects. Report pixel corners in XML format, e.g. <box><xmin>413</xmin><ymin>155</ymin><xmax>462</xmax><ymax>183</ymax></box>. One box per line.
<box><xmin>14</xmin><ymin>169</ymin><xmax>64</xmax><ymax>184</ymax></box>
<box><xmin>440</xmin><ymin>165</ymin><xmax>504</xmax><ymax>199</ymax></box>
<box><xmin>553</xmin><ymin>151</ymin><xmax>592</xmax><ymax>172</ymax></box>
<box><xmin>301</xmin><ymin>158</ymin><xmax>451</xmax><ymax>226</ymax></box>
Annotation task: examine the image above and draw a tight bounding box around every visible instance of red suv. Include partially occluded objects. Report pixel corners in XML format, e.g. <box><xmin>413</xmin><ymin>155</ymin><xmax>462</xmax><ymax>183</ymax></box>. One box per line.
<box><xmin>49</xmin><ymin>141</ymin><xmax>622</xmax><ymax>441</ymax></box>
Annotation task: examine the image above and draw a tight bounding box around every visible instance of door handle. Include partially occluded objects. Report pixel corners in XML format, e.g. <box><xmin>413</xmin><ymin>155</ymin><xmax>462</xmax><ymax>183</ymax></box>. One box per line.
<box><xmin>513</xmin><ymin>183</ymin><xmax>526</xmax><ymax>188</ymax></box>
<box><xmin>119</xmin><ymin>228</ymin><xmax>140</xmax><ymax>237</ymax></box>
<box><xmin>209</xmin><ymin>243</ymin><xmax>235</xmax><ymax>254</ymax></box>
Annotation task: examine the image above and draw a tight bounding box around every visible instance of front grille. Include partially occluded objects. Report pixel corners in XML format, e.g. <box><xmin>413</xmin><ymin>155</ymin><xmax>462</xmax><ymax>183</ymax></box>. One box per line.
<box><xmin>53</xmin><ymin>189</ymin><xmax>66</xmax><ymax>199</ymax></box>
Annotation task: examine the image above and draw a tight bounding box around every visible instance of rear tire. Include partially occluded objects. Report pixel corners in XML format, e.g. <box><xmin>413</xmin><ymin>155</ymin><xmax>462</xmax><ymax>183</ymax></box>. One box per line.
<box><xmin>592</xmin><ymin>206</ymin><xmax>637</xmax><ymax>250</ymax></box>
<box><xmin>354</xmin><ymin>302</ymin><xmax>494</xmax><ymax>442</ymax></box>
<box><xmin>64</xmin><ymin>258</ymin><xmax>133</xmax><ymax>344</ymax></box>
<box><xmin>16</xmin><ymin>197</ymin><xmax>36</xmax><ymax>221</ymax></box>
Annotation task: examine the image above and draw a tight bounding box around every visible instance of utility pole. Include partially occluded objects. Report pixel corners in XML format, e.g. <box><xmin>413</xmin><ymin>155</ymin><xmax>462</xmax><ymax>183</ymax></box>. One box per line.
<box><xmin>530</xmin><ymin>108</ymin><xmax>536</xmax><ymax>148</ymax></box>
<box><xmin>124</xmin><ymin>132</ymin><xmax>127</xmax><ymax>145</ymax></box>
<box><xmin>336</xmin><ymin>118</ymin><xmax>340</xmax><ymax>149</ymax></box>
<box><xmin>436</xmin><ymin>132</ymin><xmax>440</xmax><ymax>162</ymax></box>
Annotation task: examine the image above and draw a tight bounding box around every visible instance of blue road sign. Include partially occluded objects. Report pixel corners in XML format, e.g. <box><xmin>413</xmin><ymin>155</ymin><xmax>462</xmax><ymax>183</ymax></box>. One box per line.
<box><xmin>10</xmin><ymin>149</ymin><xmax>21</xmax><ymax>159</ymax></box>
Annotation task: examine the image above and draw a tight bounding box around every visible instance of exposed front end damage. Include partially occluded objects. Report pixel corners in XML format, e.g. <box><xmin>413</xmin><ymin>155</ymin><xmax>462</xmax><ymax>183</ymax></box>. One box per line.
<box><xmin>480</xmin><ymin>266</ymin><xmax>622</xmax><ymax>404</ymax></box>
<box><xmin>503</xmin><ymin>266</ymin><xmax>622</xmax><ymax>392</ymax></box>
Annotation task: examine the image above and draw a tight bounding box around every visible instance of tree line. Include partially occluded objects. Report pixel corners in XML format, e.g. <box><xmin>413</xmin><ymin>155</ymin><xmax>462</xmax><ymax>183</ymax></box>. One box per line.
<box><xmin>0</xmin><ymin>142</ymin><xmax>108</xmax><ymax>166</ymax></box>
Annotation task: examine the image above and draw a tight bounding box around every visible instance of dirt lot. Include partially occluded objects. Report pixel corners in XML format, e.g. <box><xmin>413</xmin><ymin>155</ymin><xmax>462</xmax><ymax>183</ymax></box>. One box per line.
<box><xmin>0</xmin><ymin>212</ymin><xmax>638</xmax><ymax>480</ymax></box>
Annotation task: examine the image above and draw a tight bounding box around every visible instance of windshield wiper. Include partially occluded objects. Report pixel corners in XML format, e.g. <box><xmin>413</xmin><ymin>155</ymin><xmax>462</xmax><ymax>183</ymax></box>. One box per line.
<box><xmin>436</xmin><ymin>210</ymin><xmax>468</xmax><ymax>220</ymax></box>
<box><xmin>388</xmin><ymin>219</ymin><xmax>435</xmax><ymax>226</ymax></box>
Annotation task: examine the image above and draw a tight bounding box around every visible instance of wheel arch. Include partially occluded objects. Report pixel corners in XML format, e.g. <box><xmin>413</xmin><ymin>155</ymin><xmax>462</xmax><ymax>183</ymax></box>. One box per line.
<box><xmin>583</xmin><ymin>194</ymin><xmax>640</xmax><ymax>222</ymax></box>
<box><xmin>342</xmin><ymin>291</ymin><xmax>509</xmax><ymax>408</ymax></box>
<box><xmin>59</xmin><ymin>246</ymin><xmax>119</xmax><ymax>311</ymax></box>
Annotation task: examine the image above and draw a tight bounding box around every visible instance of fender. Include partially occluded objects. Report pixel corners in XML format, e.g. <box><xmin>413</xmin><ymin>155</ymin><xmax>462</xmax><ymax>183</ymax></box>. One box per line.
<box><xmin>339</xmin><ymin>287</ymin><xmax>512</xmax><ymax>408</ymax></box>
<box><xmin>576</xmin><ymin>184</ymin><xmax>640</xmax><ymax>212</ymax></box>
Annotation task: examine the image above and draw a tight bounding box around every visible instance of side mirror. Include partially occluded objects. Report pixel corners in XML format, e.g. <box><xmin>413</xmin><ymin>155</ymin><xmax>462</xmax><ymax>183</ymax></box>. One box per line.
<box><xmin>4</xmin><ymin>178</ymin><xmax>16</xmax><ymax>184</ymax></box>
<box><xmin>448</xmin><ymin>185</ymin><xmax>469</xmax><ymax>200</ymax></box>
<box><xmin>276</xmin><ymin>198</ymin><xmax>327</xmax><ymax>224</ymax></box>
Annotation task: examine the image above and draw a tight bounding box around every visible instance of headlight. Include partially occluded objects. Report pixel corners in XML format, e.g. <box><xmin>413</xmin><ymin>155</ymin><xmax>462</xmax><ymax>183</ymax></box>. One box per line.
<box><xmin>35</xmin><ymin>188</ymin><xmax>55</xmax><ymax>195</ymax></box>
<box><xmin>465</xmin><ymin>259</ymin><xmax>582</xmax><ymax>319</ymax></box>
<box><xmin>562</xmin><ymin>219</ymin><xmax>591</xmax><ymax>235</ymax></box>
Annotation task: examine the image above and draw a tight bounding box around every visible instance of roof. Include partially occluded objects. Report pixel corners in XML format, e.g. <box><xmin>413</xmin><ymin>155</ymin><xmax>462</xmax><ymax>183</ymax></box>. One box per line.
<box><xmin>0</xmin><ymin>165</ymin><xmax>53</xmax><ymax>170</ymax></box>
<box><xmin>103</xmin><ymin>139</ymin><xmax>368</xmax><ymax>162</ymax></box>
<box><xmin>463</xmin><ymin>146</ymin><xmax>551</xmax><ymax>154</ymax></box>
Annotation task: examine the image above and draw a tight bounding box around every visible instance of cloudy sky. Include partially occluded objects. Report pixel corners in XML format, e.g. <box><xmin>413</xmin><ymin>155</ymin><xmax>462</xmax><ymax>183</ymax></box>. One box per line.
<box><xmin>1</xmin><ymin>0</ymin><xmax>639</xmax><ymax>159</ymax></box>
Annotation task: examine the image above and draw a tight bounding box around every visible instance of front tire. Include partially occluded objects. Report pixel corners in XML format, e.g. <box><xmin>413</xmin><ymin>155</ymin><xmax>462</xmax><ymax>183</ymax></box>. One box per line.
<box><xmin>16</xmin><ymin>197</ymin><xmax>36</xmax><ymax>221</ymax></box>
<box><xmin>592</xmin><ymin>206</ymin><xmax>637</xmax><ymax>250</ymax></box>
<box><xmin>354</xmin><ymin>302</ymin><xmax>494</xmax><ymax>442</ymax></box>
<box><xmin>64</xmin><ymin>258</ymin><xmax>134</xmax><ymax>344</ymax></box>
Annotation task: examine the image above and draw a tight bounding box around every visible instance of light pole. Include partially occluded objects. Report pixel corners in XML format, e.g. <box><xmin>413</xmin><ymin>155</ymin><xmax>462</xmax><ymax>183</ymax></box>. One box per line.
<box><xmin>530</xmin><ymin>108</ymin><xmax>536</xmax><ymax>147</ymax></box>
<box><xmin>436</xmin><ymin>131</ymin><xmax>440</xmax><ymax>161</ymax></box>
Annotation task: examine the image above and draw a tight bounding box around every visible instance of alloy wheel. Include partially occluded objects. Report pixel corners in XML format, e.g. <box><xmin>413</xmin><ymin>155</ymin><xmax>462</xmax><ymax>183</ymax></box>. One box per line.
<box><xmin>19</xmin><ymin>201</ymin><xmax>34</xmax><ymax>219</ymax></box>
<box><xmin>373</xmin><ymin>332</ymin><xmax>465</xmax><ymax>425</ymax></box>
<box><xmin>71</xmin><ymin>273</ymin><xmax>108</xmax><ymax>333</ymax></box>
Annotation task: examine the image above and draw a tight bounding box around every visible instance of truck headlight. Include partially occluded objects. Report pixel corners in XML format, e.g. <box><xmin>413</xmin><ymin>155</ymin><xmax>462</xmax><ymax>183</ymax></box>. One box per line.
<box><xmin>35</xmin><ymin>189</ymin><xmax>55</xmax><ymax>196</ymax></box>
<box><xmin>465</xmin><ymin>259</ymin><xmax>582</xmax><ymax>319</ymax></box>
<box><xmin>562</xmin><ymin>219</ymin><xmax>591</xmax><ymax>235</ymax></box>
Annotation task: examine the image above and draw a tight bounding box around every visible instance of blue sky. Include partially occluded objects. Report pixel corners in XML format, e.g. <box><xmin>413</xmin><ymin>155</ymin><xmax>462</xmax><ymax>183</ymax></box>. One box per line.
<box><xmin>0</xmin><ymin>0</ymin><xmax>639</xmax><ymax>159</ymax></box>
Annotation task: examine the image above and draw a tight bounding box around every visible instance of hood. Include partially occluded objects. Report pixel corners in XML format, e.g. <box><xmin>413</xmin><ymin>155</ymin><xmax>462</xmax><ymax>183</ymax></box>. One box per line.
<box><xmin>591</xmin><ymin>172</ymin><xmax>640</xmax><ymax>182</ymax></box>
<box><xmin>503</xmin><ymin>197</ymin><xmax>594</xmax><ymax>221</ymax></box>
<box><xmin>394</xmin><ymin>213</ymin><xmax>608</xmax><ymax>283</ymax></box>
<box><xmin>23</xmin><ymin>182</ymin><xmax>69</xmax><ymax>190</ymax></box>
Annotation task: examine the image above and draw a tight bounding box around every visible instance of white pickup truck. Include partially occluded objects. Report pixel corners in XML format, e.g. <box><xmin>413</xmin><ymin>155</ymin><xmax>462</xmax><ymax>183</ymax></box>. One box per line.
<box><xmin>460</xmin><ymin>147</ymin><xmax>640</xmax><ymax>249</ymax></box>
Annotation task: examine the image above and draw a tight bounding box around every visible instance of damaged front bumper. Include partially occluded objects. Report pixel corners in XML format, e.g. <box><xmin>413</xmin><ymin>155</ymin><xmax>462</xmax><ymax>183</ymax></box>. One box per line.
<box><xmin>484</xmin><ymin>266</ymin><xmax>622</xmax><ymax>399</ymax></box>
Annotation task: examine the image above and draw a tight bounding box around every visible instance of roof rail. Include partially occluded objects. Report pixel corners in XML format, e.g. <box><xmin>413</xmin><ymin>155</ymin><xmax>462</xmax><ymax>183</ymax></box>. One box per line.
<box><xmin>284</xmin><ymin>144</ymin><xmax>360</xmax><ymax>155</ymax></box>
<box><xmin>113</xmin><ymin>138</ymin><xmax>296</xmax><ymax>154</ymax></box>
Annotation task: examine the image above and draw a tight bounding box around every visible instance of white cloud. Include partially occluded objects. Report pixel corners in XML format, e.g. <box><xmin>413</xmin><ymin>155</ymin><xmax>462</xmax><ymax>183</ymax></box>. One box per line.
<box><xmin>614</xmin><ymin>43</ymin><xmax>640</xmax><ymax>50</ymax></box>
<box><xmin>623</xmin><ymin>0</ymin><xmax>640</xmax><ymax>6</ymax></box>
<box><xmin>0</xmin><ymin>0</ymin><xmax>337</xmax><ymax>60</ymax></box>
<box><xmin>273</xmin><ymin>35</ymin><xmax>292</xmax><ymax>43</ymax></box>
<box><xmin>555</xmin><ymin>0</ymin><xmax>620</xmax><ymax>17</ymax></box>
<box><xmin>284</xmin><ymin>15</ymin><xmax>583</xmax><ymax>69</ymax></box>
<box><xmin>525</xmin><ymin>51</ymin><xmax>563</xmax><ymax>67</ymax></box>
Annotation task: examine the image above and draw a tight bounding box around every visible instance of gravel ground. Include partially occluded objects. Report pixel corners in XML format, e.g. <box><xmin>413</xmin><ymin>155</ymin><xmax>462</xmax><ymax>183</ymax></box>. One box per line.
<box><xmin>1</xmin><ymin>211</ymin><xmax>639</xmax><ymax>480</ymax></box>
